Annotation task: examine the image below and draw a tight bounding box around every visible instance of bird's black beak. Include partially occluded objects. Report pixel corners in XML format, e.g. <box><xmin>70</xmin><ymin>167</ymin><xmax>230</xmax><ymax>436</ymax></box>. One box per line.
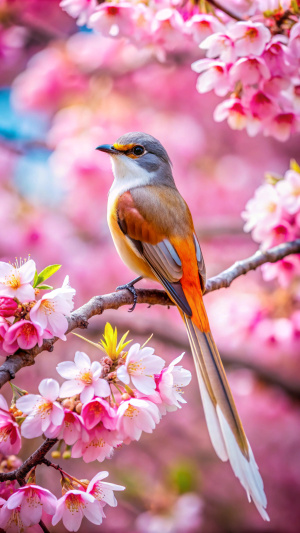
<box><xmin>96</xmin><ymin>144</ymin><xmax>118</xmax><ymax>154</ymax></box>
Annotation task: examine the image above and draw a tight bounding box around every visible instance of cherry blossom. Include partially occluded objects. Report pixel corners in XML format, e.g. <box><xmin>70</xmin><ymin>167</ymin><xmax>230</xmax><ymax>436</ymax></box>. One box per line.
<box><xmin>61</xmin><ymin>410</ymin><xmax>83</xmax><ymax>445</ymax></box>
<box><xmin>71</xmin><ymin>425</ymin><xmax>117</xmax><ymax>463</ymax></box>
<box><xmin>0</xmin><ymin>259</ymin><xmax>35</xmax><ymax>302</ymax></box>
<box><xmin>87</xmin><ymin>471</ymin><xmax>125</xmax><ymax>507</ymax></box>
<box><xmin>3</xmin><ymin>319</ymin><xmax>51</xmax><ymax>353</ymax></box>
<box><xmin>52</xmin><ymin>490</ymin><xmax>104</xmax><ymax>531</ymax></box>
<box><xmin>276</xmin><ymin>170</ymin><xmax>300</xmax><ymax>214</ymax></box>
<box><xmin>0</xmin><ymin>501</ymin><xmax>27</xmax><ymax>532</ymax></box>
<box><xmin>0</xmin><ymin>318</ymin><xmax>10</xmax><ymax>356</ymax></box>
<box><xmin>16</xmin><ymin>378</ymin><xmax>64</xmax><ymax>438</ymax></box>
<box><xmin>228</xmin><ymin>22</ymin><xmax>271</xmax><ymax>57</ymax></box>
<box><xmin>0</xmin><ymin>297</ymin><xmax>18</xmax><ymax>318</ymax></box>
<box><xmin>186</xmin><ymin>14</ymin><xmax>225</xmax><ymax>45</ymax></box>
<box><xmin>30</xmin><ymin>275</ymin><xmax>76</xmax><ymax>340</ymax></box>
<box><xmin>192</xmin><ymin>59</ymin><xmax>231</xmax><ymax>97</ymax></box>
<box><xmin>58</xmin><ymin>351</ymin><xmax>110</xmax><ymax>403</ymax></box>
<box><xmin>242</xmin><ymin>183</ymin><xmax>283</xmax><ymax>242</ymax></box>
<box><xmin>89</xmin><ymin>2</ymin><xmax>135</xmax><ymax>39</ymax></box>
<box><xmin>116</xmin><ymin>398</ymin><xmax>160</xmax><ymax>442</ymax></box>
<box><xmin>117</xmin><ymin>343</ymin><xmax>165</xmax><ymax>395</ymax></box>
<box><xmin>0</xmin><ymin>395</ymin><xmax>21</xmax><ymax>455</ymax></box>
<box><xmin>156</xmin><ymin>354</ymin><xmax>192</xmax><ymax>413</ymax></box>
<box><xmin>6</xmin><ymin>485</ymin><xmax>57</xmax><ymax>527</ymax></box>
<box><xmin>60</xmin><ymin>0</ymin><xmax>98</xmax><ymax>26</ymax></box>
<box><xmin>81</xmin><ymin>398</ymin><xmax>117</xmax><ymax>430</ymax></box>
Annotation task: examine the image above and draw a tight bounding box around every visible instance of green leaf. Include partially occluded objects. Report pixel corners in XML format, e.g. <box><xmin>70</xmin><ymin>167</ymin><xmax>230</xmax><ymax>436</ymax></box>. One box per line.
<box><xmin>32</xmin><ymin>270</ymin><xmax>39</xmax><ymax>288</ymax></box>
<box><xmin>35</xmin><ymin>264</ymin><xmax>61</xmax><ymax>286</ymax></box>
<box><xmin>290</xmin><ymin>159</ymin><xmax>300</xmax><ymax>174</ymax></box>
<box><xmin>36</xmin><ymin>284</ymin><xmax>53</xmax><ymax>290</ymax></box>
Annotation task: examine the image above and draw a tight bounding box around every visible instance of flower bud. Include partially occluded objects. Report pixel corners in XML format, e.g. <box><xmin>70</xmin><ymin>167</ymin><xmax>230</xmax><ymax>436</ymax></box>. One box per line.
<box><xmin>62</xmin><ymin>450</ymin><xmax>71</xmax><ymax>460</ymax></box>
<box><xmin>62</xmin><ymin>398</ymin><xmax>75</xmax><ymax>411</ymax></box>
<box><xmin>75</xmin><ymin>402</ymin><xmax>82</xmax><ymax>414</ymax></box>
<box><xmin>51</xmin><ymin>450</ymin><xmax>61</xmax><ymax>459</ymax></box>
<box><xmin>121</xmin><ymin>393</ymin><xmax>130</xmax><ymax>401</ymax></box>
<box><xmin>0</xmin><ymin>297</ymin><xmax>18</xmax><ymax>318</ymax></box>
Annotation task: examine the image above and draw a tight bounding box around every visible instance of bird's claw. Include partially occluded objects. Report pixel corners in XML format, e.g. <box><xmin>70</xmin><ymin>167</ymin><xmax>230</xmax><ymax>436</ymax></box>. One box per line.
<box><xmin>116</xmin><ymin>280</ymin><xmax>141</xmax><ymax>312</ymax></box>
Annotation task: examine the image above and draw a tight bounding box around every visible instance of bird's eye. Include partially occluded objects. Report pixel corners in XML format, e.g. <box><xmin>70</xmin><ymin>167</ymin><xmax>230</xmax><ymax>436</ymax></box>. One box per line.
<box><xmin>133</xmin><ymin>145</ymin><xmax>144</xmax><ymax>156</ymax></box>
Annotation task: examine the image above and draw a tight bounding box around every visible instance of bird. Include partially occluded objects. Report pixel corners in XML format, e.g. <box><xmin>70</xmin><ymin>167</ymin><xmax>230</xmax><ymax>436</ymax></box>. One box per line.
<box><xmin>96</xmin><ymin>131</ymin><xmax>269</xmax><ymax>521</ymax></box>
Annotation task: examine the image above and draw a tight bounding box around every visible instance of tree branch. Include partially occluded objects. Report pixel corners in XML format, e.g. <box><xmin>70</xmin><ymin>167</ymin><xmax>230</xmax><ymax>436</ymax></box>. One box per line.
<box><xmin>0</xmin><ymin>438</ymin><xmax>58</xmax><ymax>482</ymax></box>
<box><xmin>0</xmin><ymin>239</ymin><xmax>299</xmax><ymax>390</ymax></box>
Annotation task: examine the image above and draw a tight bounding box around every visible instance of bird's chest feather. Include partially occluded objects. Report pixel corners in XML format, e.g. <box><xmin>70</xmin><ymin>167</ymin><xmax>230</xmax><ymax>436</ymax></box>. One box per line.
<box><xmin>107</xmin><ymin>190</ymin><xmax>154</xmax><ymax>279</ymax></box>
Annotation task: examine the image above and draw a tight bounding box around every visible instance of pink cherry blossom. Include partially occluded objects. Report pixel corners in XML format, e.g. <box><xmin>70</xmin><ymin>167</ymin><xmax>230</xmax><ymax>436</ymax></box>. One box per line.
<box><xmin>214</xmin><ymin>98</ymin><xmax>248</xmax><ymax>130</ymax></box>
<box><xmin>151</xmin><ymin>8</ymin><xmax>186</xmax><ymax>51</ymax></box>
<box><xmin>72</xmin><ymin>425</ymin><xmax>118</xmax><ymax>462</ymax></box>
<box><xmin>276</xmin><ymin>170</ymin><xmax>300</xmax><ymax>214</ymax></box>
<box><xmin>186</xmin><ymin>14</ymin><xmax>225</xmax><ymax>45</ymax></box>
<box><xmin>3</xmin><ymin>320</ymin><xmax>51</xmax><ymax>353</ymax></box>
<box><xmin>6</xmin><ymin>485</ymin><xmax>57</xmax><ymax>527</ymax></box>
<box><xmin>249</xmin><ymin>91</ymin><xmax>278</xmax><ymax>120</ymax></box>
<box><xmin>0</xmin><ymin>318</ymin><xmax>10</xmax><ymax>356</ymax></box>
<box><xmin>60</xmin><ymin>0</ymin><xmax>98</xmax><ymax>26</ymax></box>
<box><xmin>61</xmin><ymin>410</ymin><xmax>83</xmax><ymax>445</ymax></box>
<box><xmin>264</xmin><ymin>113</ymin><xmax>300</xmax><ymax>142</ymax></box>
<box><xmin>52</xmin><ymin>490</ymin><xmax>104</xmax><ymax>531</ymax></box>
<box><xmin>16</xmin><ymin>378</ymin><xmax>64</xmax><ymax>438</ymax></box>
<box><xmin>116</xmin><ymin>398</ymin><xmax>160</xmax><ymax>442</ymax></box>
<box><xmin>81</xmin><ymin>398</ymin><xmax>117</xmax><ymax>430</ymax></box>
<box><xmin>87</xmin><ymin>471</ymin><xmax>125</xmax><ymax>507</ymax></box>
<box><xmin>0</xmin><ymin>297</ymin><xmax>18</xmax><ymax>318</ymax></box>
<box><xmin>0</xmin><ymin>395</ymin><xmax>21</xmax><ymax>455</ymax></box>
<box><xmin>0</xmin><ymin>259</ymin><xmax>35</xmax><ymax>302</ymax></box>
<box><xmin>261</xmin><ymin>256</ymin><xmax>300</xmax><ymax>288</ymax></box>
<box><xmin>192</xmin><ymin>59</ymin><xmax>231</xmax><ymax>97</ymax></box>
<box><xmin>228</xmin><ymin>21</ymin><xmax>271</xmax><ymax>57</ymax></box>
<box><xmin>262</xmin><ymin>221</ymin><xmax>297</xmax><ymax>249</ymax></box>
<box><xmin>242</xmin><ymin>183</ymin><xmax>283</xmax><ymax>242</ymax></box>
<box><xmin>200</xmin><ymin>33</ymin><xmax>235</xmax><ymax>63</ymax></box>
<box><xmin>117</xmin><ymin>343</ymin><xmax>165</xmax><ymax>395</ymax></box>
<box><xmin>0</xmin><ymin>501</ymin><xmax>27</xmax><ymax>532</ymax></box>
<box><xmin>229</xmin><ymin>57</ymin><xmax>270</xmax><ymax>86</ymax></box>
<box><xmin>156</xmin><ymin>353</ymin><xmax>191</xmax><ymax>414</ymax></box>
<box><xmin>89</xmin><ymin>2</ymin><xmax>135</xmax><ymax>38</ymax></box>
<box><xmin>30</xmin><ymin>275</ymin><xmax>75</xmax><ymax>341</ymax></box>
<box><xmin>58</xmin><ymin>351</ymin><xmax>110</xmax><ymax>403</ymax></box>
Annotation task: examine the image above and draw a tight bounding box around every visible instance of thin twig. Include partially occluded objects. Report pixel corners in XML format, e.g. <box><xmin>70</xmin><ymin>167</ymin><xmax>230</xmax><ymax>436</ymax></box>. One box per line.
<box><xmin>0</xmin><ymin>239</ymin><xmax>298</xmax><ymax>390</ymax></box>
<box><xmin>206</xmin><ymin>0</ymin><xmax>244</xmax><ymax>21</ymax></box>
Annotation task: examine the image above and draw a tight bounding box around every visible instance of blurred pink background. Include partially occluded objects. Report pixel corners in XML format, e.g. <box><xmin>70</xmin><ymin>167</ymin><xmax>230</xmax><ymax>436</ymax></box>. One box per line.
<box><xmin>0</xmin><ymin>1</ymin><xmax>300</xmax><ymax>531</ymax></box>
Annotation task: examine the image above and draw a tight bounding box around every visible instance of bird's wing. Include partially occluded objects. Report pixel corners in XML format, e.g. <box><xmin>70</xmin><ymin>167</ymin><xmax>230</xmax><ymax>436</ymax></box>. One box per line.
<box><xmin>117</xmin><ymin>189</ymin><xmax>204</xmax><ymax>316</ymax></box>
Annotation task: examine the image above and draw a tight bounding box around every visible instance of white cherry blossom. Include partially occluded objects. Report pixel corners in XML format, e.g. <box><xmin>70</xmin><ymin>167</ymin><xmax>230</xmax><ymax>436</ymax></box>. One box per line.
<box><xmin>30</xmin><ymin>275</ymin><xmax>76</xmax><ymax>340</ymax></box>
<box><xmin>0</xmin><ymin>259</ymin><xmax>36</xmax><ymax>302</ymax></box>
<box><xmin>16</xmin><ymin>378</ymin><xmax>64</xmax><ymax>438</ymax></box>
<box><xmin>58</xmin><ymin>351</ymin><xmax>110</xmax><ymax>403</ymax></box>
<box><xmin>117</xmin><ymin>343</ymin><xmax>165</xmax><ymax>395</ymax></box>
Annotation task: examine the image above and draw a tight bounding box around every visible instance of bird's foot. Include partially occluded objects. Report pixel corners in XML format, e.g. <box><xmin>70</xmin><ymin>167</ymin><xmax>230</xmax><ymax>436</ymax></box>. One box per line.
<box><xmin>116</xmin><ymin>276</ymin><xmax>143</xmax><ymax>312</ymax></box>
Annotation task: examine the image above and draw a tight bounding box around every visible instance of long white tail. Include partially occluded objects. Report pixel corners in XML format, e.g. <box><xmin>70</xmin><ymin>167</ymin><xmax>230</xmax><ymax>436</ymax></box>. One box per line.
<box><xmin>184</xmin><ymin>315</ymin><xmax>269</xmax><ymax>521</ymax></box>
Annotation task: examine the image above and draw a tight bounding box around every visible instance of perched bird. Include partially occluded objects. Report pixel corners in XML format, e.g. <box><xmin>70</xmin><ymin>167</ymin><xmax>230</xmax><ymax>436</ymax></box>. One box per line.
<box><xmin>97</xmin><ymin>132</ymin><xmax>269</xmax><ymax>521</ymax></box>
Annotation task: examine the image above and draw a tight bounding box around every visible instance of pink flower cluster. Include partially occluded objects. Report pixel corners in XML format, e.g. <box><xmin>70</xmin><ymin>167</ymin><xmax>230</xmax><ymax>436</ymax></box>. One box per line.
<box><xmin>0</xmin><ymin>472</ymin><xmax>124</xmax><ymax>532</ymax></box>
<box><xmin>0</xmin><ymin>325</ymin><xmax>191</xmax><ymax>530</ymax></box>
<box><xmin>0</xmin><ymin>259</ymin><xmax>75</xmax><ymax>356</ymax></box>
<box><xmin>192</xmin><ymin>19</ymin><xmax>300</xmax><ymax>141</ymax></box>
<box><xmin>242</xmin><ymin>160</ymin><xmax>300</xmax><ymax>286</ymax></box>
<box><xmin>60</xmin><ymin>0</ymin><xmax>220</xmax><ymax>52</ymax></box>
<box><xmin>14</xmin><ymin>343</ymin><xmax>191</xmax><ymax>458</ymax></box>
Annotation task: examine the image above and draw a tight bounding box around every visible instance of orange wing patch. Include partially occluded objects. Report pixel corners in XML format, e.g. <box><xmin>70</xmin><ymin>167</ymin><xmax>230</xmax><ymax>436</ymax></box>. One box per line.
<box><xmin>172</xmin><ymin>236</ymin><xmax>210</xmax><ymax>333</ymax></box>
<box><xmin>117</xmin><ymin>191</ymin><xmax>165</xmax><ymax>245</ymax></box>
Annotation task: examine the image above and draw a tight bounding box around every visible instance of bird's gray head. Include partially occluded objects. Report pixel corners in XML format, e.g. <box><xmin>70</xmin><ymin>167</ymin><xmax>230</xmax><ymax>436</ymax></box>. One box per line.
<box><xmin>96</xmin><ymin>132</ymin><xmax>175</xmax><ymax>188</ymax></box>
